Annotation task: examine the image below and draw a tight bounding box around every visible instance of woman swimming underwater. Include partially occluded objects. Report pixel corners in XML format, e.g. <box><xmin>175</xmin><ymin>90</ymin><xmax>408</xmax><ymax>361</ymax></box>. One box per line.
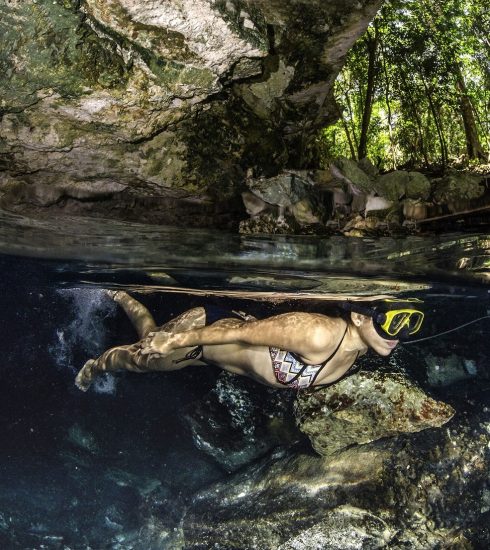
<box><xmin>75</xmin><ymin>291</ymin><xmax>424</xmax><ymax>391</ymax></box>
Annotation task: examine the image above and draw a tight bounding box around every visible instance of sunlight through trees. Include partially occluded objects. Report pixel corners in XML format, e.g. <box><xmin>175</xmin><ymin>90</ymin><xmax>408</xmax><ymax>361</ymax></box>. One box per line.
<box><xmin>322</xmin><ymin>0</ymin><xmax>489</xmax><ymax>170</ymax></box>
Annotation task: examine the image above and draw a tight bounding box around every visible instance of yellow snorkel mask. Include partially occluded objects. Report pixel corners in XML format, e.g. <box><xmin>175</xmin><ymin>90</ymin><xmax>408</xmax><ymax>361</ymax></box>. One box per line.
<box><xmin>343</xmin><ymin>298</ymin><xmax>425</xmax><ymax>341</ymax></box>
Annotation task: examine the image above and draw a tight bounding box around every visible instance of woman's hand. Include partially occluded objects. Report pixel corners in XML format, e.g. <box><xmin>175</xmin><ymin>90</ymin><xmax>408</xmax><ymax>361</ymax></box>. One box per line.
<box><xmin>140</xmin><ymin>331</ymin><xmax>177</xmax><ymax>356</ymax></box>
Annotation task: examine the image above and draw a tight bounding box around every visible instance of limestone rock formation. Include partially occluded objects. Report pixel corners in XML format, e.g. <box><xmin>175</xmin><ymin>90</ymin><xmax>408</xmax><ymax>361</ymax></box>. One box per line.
<box><xmin>183</xmin><ymin>413</ymin><xmax>490</xmax><ymax>549</ymax></box>
<box><xmin>295</xmin><ymin>370</ymin><xmax>454</xmax><ymax>456</ymax></box>
<box><xmin>0</xmin><ymin>0</ymin><xmax>383</xmax><ymax>226</ymax></box>
<box><xmin>246</xmin><ymin>172</ymin><xmax>313</xmax><ymax>212</ymax></box>
<box><xmin>240</xmin><ymin>170</ymin><xmax>331</xmax><ymax>232</ymax></box>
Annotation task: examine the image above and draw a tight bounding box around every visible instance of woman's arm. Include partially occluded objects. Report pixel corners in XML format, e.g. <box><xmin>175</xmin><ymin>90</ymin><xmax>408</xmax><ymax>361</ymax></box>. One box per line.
<box><xmin>141</xmin><ymin>312</ymin><xmax>339</xmax><ymax>363</ymax></box>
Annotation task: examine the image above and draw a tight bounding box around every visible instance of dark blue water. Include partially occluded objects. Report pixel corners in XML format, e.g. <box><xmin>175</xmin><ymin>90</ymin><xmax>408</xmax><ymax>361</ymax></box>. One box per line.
<box><xmin>0</xmin><ymin>210</ymin><xmax>489</xmax><ymax>549</ymax></box>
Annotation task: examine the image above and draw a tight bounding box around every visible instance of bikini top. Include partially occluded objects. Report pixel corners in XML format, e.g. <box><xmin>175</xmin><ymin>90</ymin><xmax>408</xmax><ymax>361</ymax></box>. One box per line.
<box><xmin>270</xmin><ymin>323</ymin><xmax>359</xmax><ymax>390</ymax></box>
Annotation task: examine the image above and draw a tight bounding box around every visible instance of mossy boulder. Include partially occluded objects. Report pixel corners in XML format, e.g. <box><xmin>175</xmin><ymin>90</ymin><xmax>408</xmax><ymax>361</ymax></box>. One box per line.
<box><xmin>433</xmin><ymin>171</ymin><xmax>485</xmax><ymax>203</ymax></box>
<box><xmin>375</xmin><ymin>170</ymin><xmax>431</xmax><ymax>201</ymax></box>
<box><xmin>295</xmin><ymin>371</ymin><xmax>454</xmax><ymax>456</ymax></box>
<box><xmin>334</xmin><ymin>157</ymin><xmax>374</xmax><ymax>194</ymax></box>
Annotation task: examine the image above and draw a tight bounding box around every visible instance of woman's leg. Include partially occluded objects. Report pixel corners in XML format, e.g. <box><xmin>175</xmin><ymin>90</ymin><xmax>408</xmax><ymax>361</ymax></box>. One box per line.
<box><xmin>75</xmin><ymin>343</ymin><xmax>145</xmax><ymax>391</ymax></box>
<box><xmin>109</xmin><ymin>290</ymin><xmax>157</xmax><ymax>339</ymax></box>
<box><xmin>75</xmin><ymin>304</ymin><xmax>207</xmax><ymax>391</ymax></box>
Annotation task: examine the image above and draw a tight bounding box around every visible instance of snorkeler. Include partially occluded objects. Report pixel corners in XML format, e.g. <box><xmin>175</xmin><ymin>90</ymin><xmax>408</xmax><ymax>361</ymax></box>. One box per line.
<box><xmin>75</xmin><ymin>292</ymin><xmax>424</xmax><ymax>392</ymax></box>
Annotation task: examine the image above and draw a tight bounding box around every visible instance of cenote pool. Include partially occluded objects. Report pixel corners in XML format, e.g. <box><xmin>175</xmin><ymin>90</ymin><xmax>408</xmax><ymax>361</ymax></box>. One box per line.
<box><xmin>0</xmin><ymin>209</ymin><xmax>489</xmax><ymax>549</ymax></box>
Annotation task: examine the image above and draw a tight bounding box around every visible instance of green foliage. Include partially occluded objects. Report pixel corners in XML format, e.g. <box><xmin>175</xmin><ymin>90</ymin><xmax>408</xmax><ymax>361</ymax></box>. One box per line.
<box><xmin>321</xmin><ymin>0</ymin><xmax>489</xmax><ymax>169</ymax></box>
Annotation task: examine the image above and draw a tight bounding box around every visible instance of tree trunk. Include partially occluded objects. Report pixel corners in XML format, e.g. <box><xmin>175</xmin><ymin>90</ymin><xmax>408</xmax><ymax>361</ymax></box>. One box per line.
<box><xmin>358</xmin><ymin>28</ymin><xmax>379</xmax><ymax>160</ymax></box>
<box><xmin>341</xmin><ymin>77</ymin><xmax>360</xmax><ymax>153</ymax></box>
<box><xmin>380</xmin><ymin>38</ymin><xmax>397</xmax><ymax>169</ymax></box>
<box><xmin>399</xmin><ymin>67</ymin><xmax>429</xmax><ymax>167</ymax></box>
<box><xmin>454</xmin><ymin>65</ymin><xmax>485</xmax><ymax>160</ymax></box>
<box><xmin>419</xmin><ymin>69</ymin><xmax>448</xmax><ymax>166</ymax></box>
<box><xmin>337</xmin><ymin>104</ymin><xmax>358</xmax><ymax>159</ymax></box>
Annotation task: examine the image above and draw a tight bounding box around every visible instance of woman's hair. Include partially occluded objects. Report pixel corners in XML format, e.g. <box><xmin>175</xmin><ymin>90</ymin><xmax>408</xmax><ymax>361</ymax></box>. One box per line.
<box><xmin>317</xmin><ymin>302</ymin><xmax>353</xmax><ymax>323</ymax></box>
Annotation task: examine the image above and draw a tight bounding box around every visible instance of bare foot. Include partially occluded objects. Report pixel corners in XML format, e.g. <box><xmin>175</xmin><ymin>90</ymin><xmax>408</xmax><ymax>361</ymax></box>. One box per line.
<box><xmin>75</xmin><ymin>359</ymin><xmax>97</xmax><ymax>392</ymax></box>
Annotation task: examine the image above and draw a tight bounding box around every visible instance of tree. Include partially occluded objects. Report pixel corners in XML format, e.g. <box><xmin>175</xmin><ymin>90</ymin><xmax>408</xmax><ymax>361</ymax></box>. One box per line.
<box><xmin>358</xmin><ymin>26</ymin><xmax>379</xmax><ymax>160</ymax></box>
<box><xmin>322</xmin><ymin>0</ymin><xmax>489</xmax><ymax>168</ymax></box>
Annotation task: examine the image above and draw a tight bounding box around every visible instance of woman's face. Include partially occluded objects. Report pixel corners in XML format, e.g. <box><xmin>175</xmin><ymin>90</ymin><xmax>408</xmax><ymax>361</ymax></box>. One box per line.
<box><xmin>357</xmin><ymin>315</ymin><xmax>399</xmax><ymax>356</ymax></box>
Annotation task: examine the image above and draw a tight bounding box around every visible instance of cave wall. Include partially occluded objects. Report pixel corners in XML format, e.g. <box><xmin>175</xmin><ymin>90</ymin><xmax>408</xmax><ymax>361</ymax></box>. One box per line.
<box><xmin>0</xmin><ymin>0</ymin><xmax>383</xmax><ymax>225</ymax></box>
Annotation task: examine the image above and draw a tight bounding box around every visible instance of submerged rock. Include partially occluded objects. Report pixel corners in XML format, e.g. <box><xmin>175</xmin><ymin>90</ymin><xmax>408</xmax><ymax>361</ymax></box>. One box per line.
<box><xmin>278</xmin><ymin>506</ymin><xmax>395</xmax><ymax>550</ymax></box>
<box><xmin>182</xmin><ymin>372</ymin><xmax>300</xmax><ymax>472</ymax></box>
<box><xmin>66</xmin><ymin>423</ymin><xmax>100</xmax><ymax>455</ymax></box>
<box><xmin>183</xmin><ymin>412</ymin><xmax>490</xmax><ymax>549</ymax></box>
<box><xmin>295</xmin><ymin>371</ymin><xmax>454</xmax><ymax>456</ymax></box>
<box><xmin>183</xmin><ymin>444</ymin><xmax>393</xmax><ymax>549</ymax></box>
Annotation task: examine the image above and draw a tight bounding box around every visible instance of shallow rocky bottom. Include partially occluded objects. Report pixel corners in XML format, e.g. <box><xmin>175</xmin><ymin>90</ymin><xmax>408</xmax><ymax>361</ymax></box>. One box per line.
<box><xmin>1</xmin><ymin>378</ymin><xmax>488</xmax><ymax>549</ymax></box>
